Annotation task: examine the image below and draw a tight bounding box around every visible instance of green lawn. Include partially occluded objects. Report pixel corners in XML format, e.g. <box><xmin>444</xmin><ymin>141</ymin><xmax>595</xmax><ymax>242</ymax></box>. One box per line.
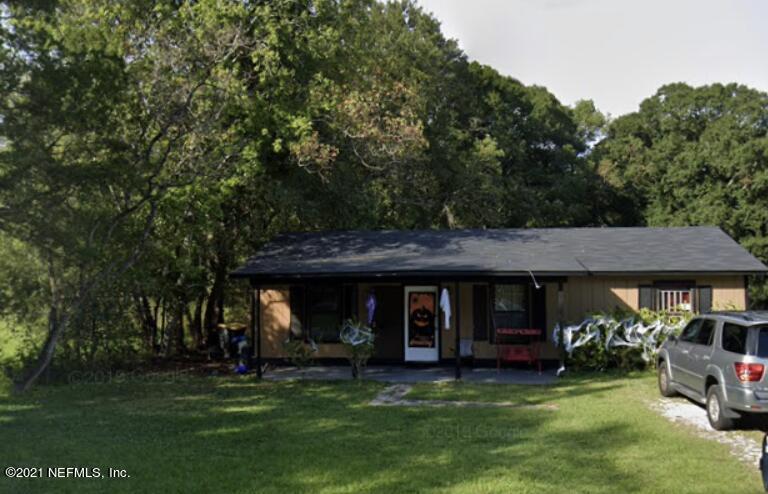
<box><xmin>0</xmin><ymin>372</ymin><xmax>761</xmax><ymax>493</ymax></box>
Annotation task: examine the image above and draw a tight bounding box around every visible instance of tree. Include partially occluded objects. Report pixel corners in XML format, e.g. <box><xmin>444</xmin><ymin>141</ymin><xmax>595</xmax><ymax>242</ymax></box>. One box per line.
<box><xmin>593</xmin><ymin>82</ymin><xmax>768</xmax><ymax>302</ymax></box>
<box><xmin>0</xmin><ymin>0</ymin><xmax>629</xmax><ymax>391</ymax></box>
<box><xmin>0</xmin><ymin>0</ymin><xmax>254</xmax><ymax>390</ymax></box>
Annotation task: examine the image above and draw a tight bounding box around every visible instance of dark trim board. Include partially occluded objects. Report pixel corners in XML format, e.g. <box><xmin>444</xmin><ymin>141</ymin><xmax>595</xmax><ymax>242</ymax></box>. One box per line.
<box><xmin>240</xmin><ymin>272</ymin><xmax>763</xmax><ymax>285</ymax></box>
<box><xmin>240</xmin><ymin>272</ymin><xmax>573</xmax><ymax>284</ymax></box>
<box><xmin>236</xmin><ymin>271</ymin><xmax>576</xmax><ymax>281</ymax></box>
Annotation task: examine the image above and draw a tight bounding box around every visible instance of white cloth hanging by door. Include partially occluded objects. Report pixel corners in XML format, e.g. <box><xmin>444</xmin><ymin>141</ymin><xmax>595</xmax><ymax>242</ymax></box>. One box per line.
<box><xmin>439</xmin><ymin>288</ymin><xmax>451</xmax><ymax>330</ymax></box>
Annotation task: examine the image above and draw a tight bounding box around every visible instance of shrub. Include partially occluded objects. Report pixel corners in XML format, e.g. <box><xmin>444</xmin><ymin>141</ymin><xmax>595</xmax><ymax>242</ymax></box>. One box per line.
<box><xmin>282</xmin><ymin>338</ymin><xmax>316</xmax><ymax>369</ymax></box>
<box><xmin>554</xmin><ymin>308</ymin><xmax>691</xmax><ymax>372</ymax></box>
<box><xmin>340</xmin><ymin>318</ymin><xmax>375</xmax><ymax>379</ymax></box>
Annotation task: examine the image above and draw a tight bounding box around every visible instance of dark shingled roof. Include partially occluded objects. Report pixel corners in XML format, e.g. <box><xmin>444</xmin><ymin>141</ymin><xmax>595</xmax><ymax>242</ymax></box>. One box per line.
<box><xmin>231</xmin><ymin>227</ymin><xmax>768</xmax><ymax>279</ymax></box>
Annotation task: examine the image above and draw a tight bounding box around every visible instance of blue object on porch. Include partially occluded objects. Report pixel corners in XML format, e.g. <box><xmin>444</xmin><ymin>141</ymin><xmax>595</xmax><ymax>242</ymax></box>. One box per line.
<box><xmin>235</xmin><ymin>362</ymin><xmax>248</xmax><ymax>374</ymax></box>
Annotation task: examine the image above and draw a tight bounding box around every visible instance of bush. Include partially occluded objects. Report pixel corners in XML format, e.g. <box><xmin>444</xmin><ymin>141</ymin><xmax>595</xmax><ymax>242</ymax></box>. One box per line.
<box><xmin>340</xmin><ymin>318</ymin><xmax>375</xmax><ymax>379</ymax></box>
<box><xmin>282</xmin><ymin>338</ymin><xmax>316</xmax><ymax>369</ymax></box>
<box><xmin>555</xmin><ymin>308</ymin><xmax>691</xmax><ymax>372</ymax></box>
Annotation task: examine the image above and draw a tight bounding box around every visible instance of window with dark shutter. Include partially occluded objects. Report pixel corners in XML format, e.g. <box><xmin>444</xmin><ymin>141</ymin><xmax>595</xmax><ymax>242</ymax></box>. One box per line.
<box><xmin>654</xmin><ymin>281</ymin><xmax>696</xmax><ymax>313</ymax></box>
<box><xmin>472</xmin><ymin>285</ymin><xmax>488</xmax><ymax>342</ymax></box>
<box><xmin>641</xmin><ymin>281</ymin><xmax>702</xmax><ymax>314</ymax></box>
<box><xmin>490</xmin><ymin>284</ymin><xmax>529</xmax><ymax>343</ymax></box>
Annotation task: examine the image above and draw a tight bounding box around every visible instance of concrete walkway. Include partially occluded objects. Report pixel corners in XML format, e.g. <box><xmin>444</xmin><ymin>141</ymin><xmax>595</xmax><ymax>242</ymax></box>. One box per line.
<box><xmin>369</xmin><ymin>384</ymin><xmax>559</xmax><ymax>409</ymax></box>
<box><xmin>263</xmin><ymin>365</ymin><xmax>557</xmax><ymax>385</ymax></box>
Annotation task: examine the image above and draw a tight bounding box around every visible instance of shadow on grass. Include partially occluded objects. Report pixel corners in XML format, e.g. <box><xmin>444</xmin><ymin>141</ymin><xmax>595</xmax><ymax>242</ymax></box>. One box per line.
<box><xmin>0</xmin><ymin>374</ymin><xmax>722</xmax><ymax>493</ymax></box>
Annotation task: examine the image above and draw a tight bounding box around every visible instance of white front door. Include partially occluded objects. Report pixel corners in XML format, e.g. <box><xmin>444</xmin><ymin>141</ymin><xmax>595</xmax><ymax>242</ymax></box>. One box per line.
<box><xmin>404</xmin><ymin>286</ymin><xmax>439</xmax><ymax>362</ymax></box>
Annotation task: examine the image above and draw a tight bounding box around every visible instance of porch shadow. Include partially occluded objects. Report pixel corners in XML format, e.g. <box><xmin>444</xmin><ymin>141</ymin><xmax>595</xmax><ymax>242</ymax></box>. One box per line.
<box><xmin>263</xmin><ymin>365</ymin><xmax>558</xmax><ymax>385</ymax></box>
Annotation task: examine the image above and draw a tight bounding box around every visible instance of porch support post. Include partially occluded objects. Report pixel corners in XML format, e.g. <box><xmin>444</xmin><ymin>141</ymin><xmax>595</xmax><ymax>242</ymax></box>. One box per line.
<box><xmin>455</xmin><ymin>282</ymin><xmax>461</xmax><ymax>381</ymax></box>
<box><xmin>557</xmin><ymin>281</ymin><xmax>565</xmax><ymax>373</ymax></box>
<box><xmin>251</xmin><ymin>282</ymin><xmax>262</xmax><ymax>379</ymax></box>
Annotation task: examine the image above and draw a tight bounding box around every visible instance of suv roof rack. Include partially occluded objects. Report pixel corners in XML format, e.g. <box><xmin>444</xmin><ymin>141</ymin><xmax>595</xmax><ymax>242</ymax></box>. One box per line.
<box><xmin>706</xmin><ymin>310</ymin><xmax>768</xmax><ymax>323</ymax></box>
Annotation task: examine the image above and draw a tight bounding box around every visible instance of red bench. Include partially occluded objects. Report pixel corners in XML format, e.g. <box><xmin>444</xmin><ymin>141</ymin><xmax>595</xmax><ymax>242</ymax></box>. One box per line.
<box><xmin>495</xmin><ymin>328</ymin><xmax>542</xmax><ymax>374</ymax></box>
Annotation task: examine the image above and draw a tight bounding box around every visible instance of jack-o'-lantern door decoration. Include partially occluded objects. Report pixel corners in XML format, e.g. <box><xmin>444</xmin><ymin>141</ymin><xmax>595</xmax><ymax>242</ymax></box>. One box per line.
<box><xmin>408</xmin><ymin>292</ymin><xmax>436</xmax><ymax>348</ymax></box>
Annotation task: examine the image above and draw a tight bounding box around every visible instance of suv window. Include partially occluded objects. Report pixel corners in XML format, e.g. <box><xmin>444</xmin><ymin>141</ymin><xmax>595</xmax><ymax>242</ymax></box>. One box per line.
<box><xmin>722</xmin><ymin>323</ymin><xmax>748</xmax><ymax>354</ymax></box>
<box><xmin>757</xmin><ymin>326</ymin><xmax>768</xmax><ymax>358</ymax></box>
<box><xmin>695</xmin><ymin>319</ymin><xmax>716</xmax><ymax>346</ymax></box>
<box><xmin>679</xmin><ymin>319</ymin><xmax>702</xmax><ymax>343</ymax></box>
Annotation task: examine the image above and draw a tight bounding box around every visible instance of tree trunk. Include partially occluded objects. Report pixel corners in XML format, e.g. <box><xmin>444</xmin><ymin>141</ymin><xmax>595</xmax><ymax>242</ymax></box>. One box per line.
<box><xmin>151</xmin><ymin>298</ymin><xmax>160</xmax><ymax>353</ymax></box>
<box><xmin>191</xmin><ymin>293</ymin><xmax>205</xmax><ymax>350</ymax></box>
<box><xmin>134</xmin><ymin>293</ymin><xmax>158</xmax><ymax>352</ymax></box>
<box><xmin>86</xmin><ymin>308</ymin><xmax>98</xmax><ymax>367</ymax></box>
<box><xmin>14</xmin><ymin>305</ymin><xmax>66</xmax><ymax>393</ymax></box>
<box><xmin>217</xmin><ymin>291</ymin><xmax>225</xmax><ymax>325</ymax></box>
<box><xmin>160</xmin><ymin>298</ymin><xmax>168</xmax><ymax>354</ymax></box>
<box><xmin>204</xmin><ymin>258</ymin><xmax>227</xmax><ymax>346</ymax></box>
<box><xmin>174</xmin><ymin>295</ymin><xmax>187</xmax><ymax>354</ymax></box>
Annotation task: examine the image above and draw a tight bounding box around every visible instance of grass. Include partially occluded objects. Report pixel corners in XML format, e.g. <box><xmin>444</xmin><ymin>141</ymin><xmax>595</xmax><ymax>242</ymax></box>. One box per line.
<box><xmin>0</xmin><ymin>372</ymin><xmax>761</xmax><ymax>493</ymax></box>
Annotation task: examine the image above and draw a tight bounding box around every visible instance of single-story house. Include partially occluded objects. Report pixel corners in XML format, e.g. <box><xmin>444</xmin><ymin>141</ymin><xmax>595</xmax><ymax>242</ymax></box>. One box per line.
<box><xmin>231</xmin><ymin>227</ymin><xmax>767</xmax><ymax>377</ymax></box>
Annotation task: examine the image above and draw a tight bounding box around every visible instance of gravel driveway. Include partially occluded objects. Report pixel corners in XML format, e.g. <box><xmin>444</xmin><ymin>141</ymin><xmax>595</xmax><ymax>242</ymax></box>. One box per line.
<box><xmin>650</xmin><ymin>397</ymin><xmax>764</xmax><ymax>467</ymax></box>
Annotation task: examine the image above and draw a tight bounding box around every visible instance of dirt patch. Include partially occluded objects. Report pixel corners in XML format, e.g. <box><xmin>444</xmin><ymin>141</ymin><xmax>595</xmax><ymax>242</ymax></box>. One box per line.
<box><xmin>370</xmin><ymin>384</ymin><xmax>558</xmax><ymax>410</ymax></box>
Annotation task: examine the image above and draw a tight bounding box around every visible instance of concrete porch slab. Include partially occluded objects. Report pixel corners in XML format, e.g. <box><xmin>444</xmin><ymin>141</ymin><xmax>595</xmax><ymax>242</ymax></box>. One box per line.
<box><xmin>262</xmin><ymin>365</ymin><xmax>557</xmax><ymax>385</ymax></box>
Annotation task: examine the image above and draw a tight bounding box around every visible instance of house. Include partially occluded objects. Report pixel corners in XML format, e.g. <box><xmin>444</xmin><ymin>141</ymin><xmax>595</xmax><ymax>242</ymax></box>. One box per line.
<box><xmin>231</xmin><ymin>227</ymin><xmax>767</xmax><ymax>376</ymax></box>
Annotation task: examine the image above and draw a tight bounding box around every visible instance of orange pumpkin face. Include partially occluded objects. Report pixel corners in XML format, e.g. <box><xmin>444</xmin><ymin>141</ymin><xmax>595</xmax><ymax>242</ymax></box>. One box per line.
<box><xmin>409</xmin><ymin>293</ymin><xmax>435</xmax><ymax>328</ymax></box>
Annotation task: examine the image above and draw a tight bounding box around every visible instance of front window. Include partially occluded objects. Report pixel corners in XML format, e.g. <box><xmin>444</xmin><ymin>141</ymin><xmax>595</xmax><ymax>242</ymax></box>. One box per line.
<box><xmin>658</xmin><ymin>289</ymin><xmax>693</xmax><ymax>313</ymax></box>
<box><xmin>308</xmin><ymin>285</ymin><xmax>341</xmax><ymax>343</ymax></box>
<box><xmin>640</xmin><ymin>282</ymin><xmax>711</xmax><ymax>313</ymax></box>
<box><xmin>493</xmin><ymin>284</ymin><xmax>529</xmax><ymax>331</ymax></box>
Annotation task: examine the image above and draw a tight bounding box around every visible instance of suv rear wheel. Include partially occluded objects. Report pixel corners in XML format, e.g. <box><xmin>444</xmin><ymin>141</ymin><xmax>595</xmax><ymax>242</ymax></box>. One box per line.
<box><xmin>706</xmin><ymin>386</ymin><xmax>734</xmax><ymax>431</ymax></box>
<box><xmin>658</xmin><ymin>362</ymin><xmax>677</xmax><ymax>397</ymax></box>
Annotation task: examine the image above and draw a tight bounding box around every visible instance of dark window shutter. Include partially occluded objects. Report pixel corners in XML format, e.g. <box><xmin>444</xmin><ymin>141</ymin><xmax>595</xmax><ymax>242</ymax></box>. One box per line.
<box><xmin>472</xmin><ymin>285</ymin><xmax>488</xmax><ymax>342</ymax></box>
<box><xmin>342</xmin><ymin>284</ymin><xmax>357</xmax><ymax>321</ymax></box>
<box><xmin>639</xmin><ymin>286</ymin><xmax>655</xmax><ymax>310</ymax></box>
<box><xmin>289</xmin><ymin>286</ymin><xmax>305</xmax><ymax>339</ymax></box>
<box><xmin>697</xmin><ymin>286</ymin><xmax>713</xmax><ymax>313</ymax></box>
<box><xmin>532</xmin><ymin>284</ymin><xmax>547</xmax><ymax>341</ymax></box>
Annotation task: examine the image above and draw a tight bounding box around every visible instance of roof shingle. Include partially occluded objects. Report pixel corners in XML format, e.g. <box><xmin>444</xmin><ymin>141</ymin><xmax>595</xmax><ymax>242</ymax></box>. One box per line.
<box><xmin>231</xmin><ymin>227</ymin><xmax>767</xmax><ymax>278</ymax></box>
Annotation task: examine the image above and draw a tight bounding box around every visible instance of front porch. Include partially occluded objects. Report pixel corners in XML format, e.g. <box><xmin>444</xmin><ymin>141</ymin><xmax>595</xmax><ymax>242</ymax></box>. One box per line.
<box><xmin>263</xmin><ymin>365</ymin><xmax>557</xmax><ymax>385</ymax></box>
<box><xmin>248</xmin><ymin>278</ymin><xmax>564</xmax><ymax>380</ymax></box>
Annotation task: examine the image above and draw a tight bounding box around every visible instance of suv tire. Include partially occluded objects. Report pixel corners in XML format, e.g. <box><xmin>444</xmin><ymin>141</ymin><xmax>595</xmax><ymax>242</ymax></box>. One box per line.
<box><xmin>658</xmin><ymin>363</ymin><xmax>677</xmax><ymax>397</ymax></box>
<box><xmin>706</xmin><ymin>385</ymin><xmax>734</xmax><ymax>431</ymax></box>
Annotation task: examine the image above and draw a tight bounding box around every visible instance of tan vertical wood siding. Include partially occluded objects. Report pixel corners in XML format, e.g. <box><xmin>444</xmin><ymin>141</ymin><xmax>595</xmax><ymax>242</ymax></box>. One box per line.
<box><xmin>258</xmin><ymin>276</ymin><xmax>747</xmax><ymax>360</ymax></box>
